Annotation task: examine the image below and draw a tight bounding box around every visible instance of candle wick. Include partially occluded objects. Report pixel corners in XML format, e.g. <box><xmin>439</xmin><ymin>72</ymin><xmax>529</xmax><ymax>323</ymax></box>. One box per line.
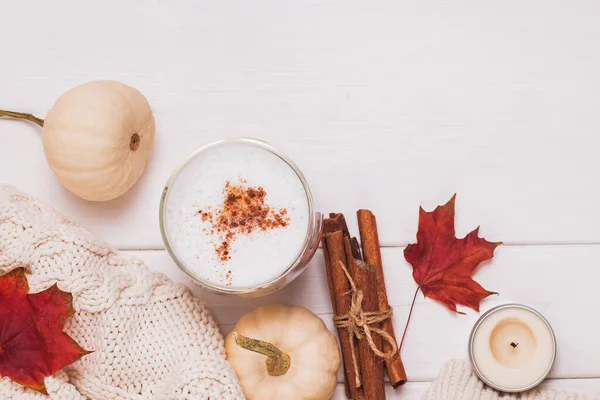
<box><xmin>510</xmin><ymin>342</ymin><xmax>518</xmax><ymax>348</ymax></box>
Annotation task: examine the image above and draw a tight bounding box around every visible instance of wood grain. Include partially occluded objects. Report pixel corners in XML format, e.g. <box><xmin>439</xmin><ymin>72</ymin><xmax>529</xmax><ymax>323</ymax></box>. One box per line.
<box><xmin>331</xmin><ymin>379</ymin><xmax>600</xmax><ymax>399</ymax></box>
<box><xmin>125</xmin><ymin>245</ymin><xmax>600</xmax><ymax>384</ymax></box>
<box><xmin>2</xmin><ymin>2</ymin><xmax>600</xmax><ymax>398</ymax></box>
<box><xmin>1</xmin><ymin>0</ymin><xmax>599</xmax><ymax>248</ymax></box>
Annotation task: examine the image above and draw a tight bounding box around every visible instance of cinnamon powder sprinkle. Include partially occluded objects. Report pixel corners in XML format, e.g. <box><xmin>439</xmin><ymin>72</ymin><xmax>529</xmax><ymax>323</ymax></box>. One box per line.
<box><xmin>197</xmin><ymin>180</ymin><xmax>290</xmax><ymax>266</ymax></box>
<box><xmin>224</xmin><ymin>270</ymin><xmax>233</xmax><ymax>286</ymax></box>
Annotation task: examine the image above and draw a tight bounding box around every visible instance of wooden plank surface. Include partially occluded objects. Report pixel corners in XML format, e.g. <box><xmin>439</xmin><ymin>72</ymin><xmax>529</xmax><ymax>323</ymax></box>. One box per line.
<box><xmin>1</xmin><ymin>0</ymin><xmax>600</xmax><ymax>248</ymax></box>
<box><xmin>332</xmin><ymin>379</ymin><xmax>600</xmax><ymax>399</ymax></box>
<box><xmin>125</xmin><ymin>246</ymin><xmax>600</xmax><ymax>390</ymax></box>
<box><xmin>2</xmin><ymin>1</ymin><xmax>600</xmax><ymax>398</ymax></box>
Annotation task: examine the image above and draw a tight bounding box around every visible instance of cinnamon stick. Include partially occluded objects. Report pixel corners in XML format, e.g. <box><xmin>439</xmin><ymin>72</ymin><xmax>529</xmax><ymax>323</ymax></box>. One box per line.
<box><xmin>357</xmin><ymin>209</ymin><xmax>407</xmax><ymax>387</ymax></box>
<box><xmin>344</xmin><ymin>236</ymin><xmax>386</xmax><ymax>400</ymax></box>
<box><xmin>324</xmin><ymin>212</ymin><xmax>350</xmax><ymax>235</ymax></box>
<box><xmin>322</xmin><ymin>215</ymin><xmax>362</xmax><ymax>399</ymax></box>
<box><xmin>321</xmin><ymin>233</ymin><xmax>350</xmax><ymax>397</ymax></box>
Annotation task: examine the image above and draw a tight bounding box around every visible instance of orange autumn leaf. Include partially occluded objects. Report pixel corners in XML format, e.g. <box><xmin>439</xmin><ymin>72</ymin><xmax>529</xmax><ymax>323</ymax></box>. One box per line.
<box><xmin>0</xmin><ymin>268</ymin><xmax>90</xmax><ymax>394</ymax></box>
<box><xmin>404</xmin><ymin>195</ymin><xmax>502</xmax><ymax>313</ymax></box>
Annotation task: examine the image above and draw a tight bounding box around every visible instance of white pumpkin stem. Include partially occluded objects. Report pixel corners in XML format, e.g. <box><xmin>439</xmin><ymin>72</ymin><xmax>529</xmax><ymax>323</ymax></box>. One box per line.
<box><xmin>0</xmin><ymin>109</ymin><xmax>44</xmax><ymax>127</ymax></box>
<box><xmin>233</xmin><ymin>332</ymin><xmax>291</xmax><ymax>376</ymax></box>
<box><xmin>130</xmin><ymin>133</ymin><xmax>141</xmax><ymax>151</ymax></box>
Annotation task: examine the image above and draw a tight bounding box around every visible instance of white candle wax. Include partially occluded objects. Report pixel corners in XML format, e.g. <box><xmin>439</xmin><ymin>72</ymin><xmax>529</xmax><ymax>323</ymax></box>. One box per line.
<box><xmin>470</xmin><ymin>305</ymin><xmax>556</xmax><ymax>392</ymax></box>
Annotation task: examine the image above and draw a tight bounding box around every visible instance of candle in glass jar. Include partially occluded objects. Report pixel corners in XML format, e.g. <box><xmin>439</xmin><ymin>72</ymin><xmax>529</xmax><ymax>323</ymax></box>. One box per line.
<box><xmin>469</xmin><ymin>304</ymin><xmax>556</xmax><ymax>392</ymax></box>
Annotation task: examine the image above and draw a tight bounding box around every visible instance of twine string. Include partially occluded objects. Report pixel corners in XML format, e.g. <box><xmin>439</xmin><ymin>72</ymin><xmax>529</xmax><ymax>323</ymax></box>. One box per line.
<box><xmin>333</xmin><ymin>261</ymin><xmax>398</xmax><ymax>389</ymax></box>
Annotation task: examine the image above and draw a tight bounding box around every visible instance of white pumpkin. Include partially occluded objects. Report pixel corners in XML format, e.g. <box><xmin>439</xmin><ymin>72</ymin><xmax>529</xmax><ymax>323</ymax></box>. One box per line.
<box><xmin>42</xmin><ymin>80</ymin><xmax>155</xmax><ymax>201</ymax></box>
<box><xmin>225</xmin><ymin>304</ymin><xmax>340</xmax><ymax>400</ymax></box>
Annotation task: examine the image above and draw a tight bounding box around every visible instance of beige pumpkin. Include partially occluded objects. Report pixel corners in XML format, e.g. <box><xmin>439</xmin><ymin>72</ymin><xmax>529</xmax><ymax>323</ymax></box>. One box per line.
<box><xmin>225</xmin><ymin>304</ymin><xmax>340</xmax><ymax>400</ymax></box>
<box><xmin>40</xmin><ymin>80</ymin><xmax>155</xmax><ymax>201</ymax></box>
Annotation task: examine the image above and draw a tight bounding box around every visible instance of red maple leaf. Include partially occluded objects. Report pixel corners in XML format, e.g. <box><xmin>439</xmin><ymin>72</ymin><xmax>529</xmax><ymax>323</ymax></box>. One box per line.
<box><xmin>0</xmin><ymin>268</ymin><xmax>90</xmax><ymax>394</ymax></box>
<box><xmin>404</xmin><ymin>195</ymin><xmax>502</xmax><ymax>313</ymax></box>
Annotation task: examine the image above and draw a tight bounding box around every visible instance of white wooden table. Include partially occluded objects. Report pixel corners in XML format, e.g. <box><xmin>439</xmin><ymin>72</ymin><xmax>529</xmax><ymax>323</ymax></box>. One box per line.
<box><xmin>2</xmin><ymin>1</ymin><xmax>600</xmax><ymax>398</ymax></box>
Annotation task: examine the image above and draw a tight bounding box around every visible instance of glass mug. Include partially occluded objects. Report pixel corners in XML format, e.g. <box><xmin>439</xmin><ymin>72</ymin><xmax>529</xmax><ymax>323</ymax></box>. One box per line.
<box><xmin>159</xmin><ymin>138</ymin><xmax>322</xmax><ymax>297</ymax></box>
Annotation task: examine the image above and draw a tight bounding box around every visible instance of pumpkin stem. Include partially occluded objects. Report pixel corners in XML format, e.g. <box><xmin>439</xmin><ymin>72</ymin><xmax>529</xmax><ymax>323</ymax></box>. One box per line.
<box><xmin>130</xmin><ymin>133</ymin><xmax>140</xmax><ymax>151</ymax></box>
<box><xmin>0</xmin><ymin>109</ymin><xmax>44</xmax><ymax>127</ymax></box>
<box><xmin>233</xmin><ymin>332</ymin><xmax>291</xmax><ymax>376</ymax></box>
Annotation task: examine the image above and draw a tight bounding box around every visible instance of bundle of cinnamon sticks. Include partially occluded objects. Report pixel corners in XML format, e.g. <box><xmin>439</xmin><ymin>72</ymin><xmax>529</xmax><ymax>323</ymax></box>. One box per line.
<box><xmin>322</xmin><ymin>210</ymin><xmax>406</xmax><ymax>400</ymax></box>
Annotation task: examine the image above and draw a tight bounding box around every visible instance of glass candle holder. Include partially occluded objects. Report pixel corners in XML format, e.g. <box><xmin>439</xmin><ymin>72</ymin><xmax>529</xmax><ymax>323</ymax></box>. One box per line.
<box><xmin>160</xmin><ymin>138</ymin><xmax>322</xmax><ymax>297</ymax></box>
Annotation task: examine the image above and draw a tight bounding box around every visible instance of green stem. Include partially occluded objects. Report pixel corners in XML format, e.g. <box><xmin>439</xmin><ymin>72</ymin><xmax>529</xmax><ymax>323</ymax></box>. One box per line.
<box><xmin>233</xmin><ymin>332</ymin><xmax>291</xmax><ymax>376</ymax></box>
<box><xmin>0</xmin><ymin>109</ymin><xmax>44</xmax><ymax>127</ymax></box>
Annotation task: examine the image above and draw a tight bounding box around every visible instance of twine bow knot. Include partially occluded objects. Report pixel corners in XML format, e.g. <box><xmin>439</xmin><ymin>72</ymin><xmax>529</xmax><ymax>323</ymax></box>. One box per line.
<box><xmin>333</xmin><ymin>261</ymin><xmax>398</xmax><ymax>388</ymax></box>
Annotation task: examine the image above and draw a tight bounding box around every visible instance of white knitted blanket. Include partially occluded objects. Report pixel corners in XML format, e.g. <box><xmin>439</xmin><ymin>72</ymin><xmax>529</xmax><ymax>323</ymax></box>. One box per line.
<box><xmin>425</xmin><ymin>361</ymin><xmax>596</xmax><ymax>400</ymax></box>
<box><xmin>0</xmin><ymin>185</ymin><xmax>244</xmax><ymax>399</ymax></box>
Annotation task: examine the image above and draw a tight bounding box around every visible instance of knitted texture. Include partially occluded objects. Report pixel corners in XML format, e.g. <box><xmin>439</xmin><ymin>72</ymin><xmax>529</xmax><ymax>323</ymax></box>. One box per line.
<box><xmin>0</xmin><ymin>185</ymin><xmax>244</xmax><ymax>399</ymax></box>
<box><xmin>424</xmin><ymin>361</ymin><xmax>596</xmax><ymax>400</ymax></box>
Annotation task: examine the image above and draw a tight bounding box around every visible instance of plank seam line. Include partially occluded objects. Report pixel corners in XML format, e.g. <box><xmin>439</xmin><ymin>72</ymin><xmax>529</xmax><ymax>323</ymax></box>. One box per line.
<box><xmin>119</xmin><ymin>242</ymin><xmax>600</xmax><ymax>252</ymax></box>
<box><xmin>333</xmin><ymin>376</ymin><xmax>600</xmax><ymax>384</ymax></box>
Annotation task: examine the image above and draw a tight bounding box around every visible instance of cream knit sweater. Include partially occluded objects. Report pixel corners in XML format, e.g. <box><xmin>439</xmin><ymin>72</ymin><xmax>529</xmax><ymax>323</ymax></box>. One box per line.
<box><xmin>0</xmin><ymin>185</ymin><xmax>244</xmax><ymax>399</ymax></box>
<box><xmin>424</xmin><ymin>361</ymin><xmax>596</xmax><ymax>400</ymax></box>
